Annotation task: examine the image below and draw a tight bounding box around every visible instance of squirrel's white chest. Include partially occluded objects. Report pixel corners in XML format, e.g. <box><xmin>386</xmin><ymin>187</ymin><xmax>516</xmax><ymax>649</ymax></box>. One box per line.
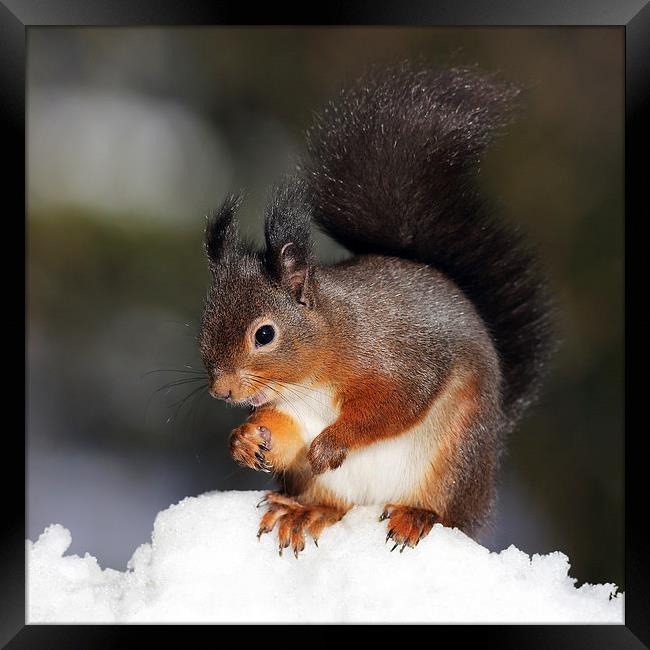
<box><xmin>275</xmin><ymin>384</ymin><xmax>436</xmax><ymax>506</ymax></box>
<box><xmin>275</xmin><ymin>384</ymin><xmax>338</xmax><ymax>444</ymax></box>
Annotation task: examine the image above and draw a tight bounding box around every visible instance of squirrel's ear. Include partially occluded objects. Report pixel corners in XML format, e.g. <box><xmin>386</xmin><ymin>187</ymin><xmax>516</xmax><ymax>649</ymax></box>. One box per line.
<box><xmin>276</xmin><ymin>242</ymin><xmax>313</xmax><ymax>306</ymax></box>
<box><xmin>205</xmin><ymin>194</ymin><xmax>242</xmax><ymax>269</ymax></box>
<box><xmin>264</xmin><ymin>182</ymin><xmax>314</xmax><ymax>307</ymax></box>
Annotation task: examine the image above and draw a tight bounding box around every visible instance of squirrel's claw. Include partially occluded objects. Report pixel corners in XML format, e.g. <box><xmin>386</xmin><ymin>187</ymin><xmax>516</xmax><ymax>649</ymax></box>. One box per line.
<box><xmin>253</xmin><ymin>451</ymin><xmax>273</xmax><ymax>473</ymax></box>
<box><xmin>257</xmin><ymin>524</ymin><xmax>271</xmax><ymax>539</ymax></box>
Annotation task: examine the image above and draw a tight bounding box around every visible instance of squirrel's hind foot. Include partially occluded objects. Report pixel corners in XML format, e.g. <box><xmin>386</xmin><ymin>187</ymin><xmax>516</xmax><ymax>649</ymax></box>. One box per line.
<box><xmin>257</xmin><ymin>491</ymin><xmax>345</xmax><ymax>558</ymax></box>
<box><xmin>381</xmin><ymin>504</ymin><xmax>440</xmax><ymax>552</ymax></box>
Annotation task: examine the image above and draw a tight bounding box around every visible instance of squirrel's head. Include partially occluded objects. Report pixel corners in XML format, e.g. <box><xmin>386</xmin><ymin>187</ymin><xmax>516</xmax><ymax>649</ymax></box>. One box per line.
<box><xmin>199</xmin><ymin>184</ymin><xmax>323</xmax><ymax>407</ymax></box>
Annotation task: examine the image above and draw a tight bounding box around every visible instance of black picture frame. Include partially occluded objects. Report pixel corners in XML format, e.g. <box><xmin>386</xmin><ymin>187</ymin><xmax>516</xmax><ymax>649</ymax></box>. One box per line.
<box><xmin>5</xmin><ymin>0</ymin><xmax>645</xmax><ymax>645</ymax></box>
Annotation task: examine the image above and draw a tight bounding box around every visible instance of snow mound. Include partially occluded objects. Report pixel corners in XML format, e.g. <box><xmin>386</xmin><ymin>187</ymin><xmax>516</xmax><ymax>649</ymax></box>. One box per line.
<box><xmin>27</xmin><ymin>490</ymin><xmax>624</xmax><ymax>623</ymax></box>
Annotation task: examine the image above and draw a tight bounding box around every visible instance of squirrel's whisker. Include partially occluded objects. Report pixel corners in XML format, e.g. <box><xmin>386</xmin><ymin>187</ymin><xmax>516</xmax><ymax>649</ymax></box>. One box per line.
<box><xmin>151</xmin><ymin>377</ymin><xmax>209</xmax><ymax>396</ymax></box>
<box><xmin>245</xmin><ymin>377</ymin><xmax>307</xmax><ymax>427</ymax></box>
<box><xmin>168</xmin><ymin>383</ymin><xmax>208</xmax><ymax>410</ymax></box>
<box><xmin>248</xmin><ymin>374</ymin><xmax>337</xmax><ymax>416</ymax></box>
<box><xmin>143</xmin><ymin>368</ymin><xmax>207</xmax><ymax>377</ymax></box>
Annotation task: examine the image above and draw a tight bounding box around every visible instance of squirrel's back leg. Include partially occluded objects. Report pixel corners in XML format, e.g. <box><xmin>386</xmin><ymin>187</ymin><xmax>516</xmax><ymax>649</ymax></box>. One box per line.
<box><xmin>381</xmin><ymin>505</ymin><xmax>441</xmax><ymax>551</ymax></box>
<box><xmin>257</xmin><ymin>489</ymin><xmax>349</xmax><ymax>557</ymax></box>
<box><xmin>381</xmin><ymin>367</ymin><xmax>502</xmax><ymax>545</ymax></box>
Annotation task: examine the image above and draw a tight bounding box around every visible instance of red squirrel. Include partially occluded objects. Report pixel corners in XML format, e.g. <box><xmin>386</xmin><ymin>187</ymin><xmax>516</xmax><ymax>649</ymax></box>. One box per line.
<box><xmin>199</xmin><ymin>64</ymin><xmax>553</xmax><ymax>557</ymax></box>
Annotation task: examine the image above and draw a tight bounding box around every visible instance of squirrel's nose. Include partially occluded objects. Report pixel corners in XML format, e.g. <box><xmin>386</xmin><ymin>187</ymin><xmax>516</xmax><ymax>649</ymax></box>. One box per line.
<box><xmin>209</xmin><ymin>387</ymin><xmax>232</xmax><ymax>401</ymax></box>
<box><xmin>209</xmin><ymin>374</ymin><xmax>235</xmax><ymax>401</ymax></box>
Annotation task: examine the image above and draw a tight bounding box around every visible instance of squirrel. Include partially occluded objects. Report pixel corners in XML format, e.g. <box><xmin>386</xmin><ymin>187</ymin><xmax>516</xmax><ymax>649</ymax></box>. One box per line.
<box><xmin>199</xmin><ymin>63</ymin><xmax>553</xmax><ymax>557</ymax></box>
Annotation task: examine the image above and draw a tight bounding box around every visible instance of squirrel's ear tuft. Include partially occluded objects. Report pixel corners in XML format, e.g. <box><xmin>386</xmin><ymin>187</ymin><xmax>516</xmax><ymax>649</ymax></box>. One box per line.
<box><xmin>205</xmin><ymin>193</ymin><xmax>242</xmax><ymax>268</ymax></box>
<box><xmin>264</xmin><ymin>181</ymin><xmax>314</xmax><ymax>307</ymax></box>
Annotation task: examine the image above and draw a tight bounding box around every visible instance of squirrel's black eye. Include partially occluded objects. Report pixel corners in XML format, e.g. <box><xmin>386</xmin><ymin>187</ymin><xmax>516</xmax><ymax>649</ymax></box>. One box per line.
<box><xmin>254</xmin><ymin>325</ymin><xmax>275</xmax><ymax>347</ymax></box>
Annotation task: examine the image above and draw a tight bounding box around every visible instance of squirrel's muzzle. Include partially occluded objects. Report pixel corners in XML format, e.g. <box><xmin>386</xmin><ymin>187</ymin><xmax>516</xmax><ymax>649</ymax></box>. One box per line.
<box><xmin>209</xmin><ymin>387</ymin><xmax>232</xmax><ymax>401</ymax></box>
<box><xmin>209</xmin><ymin>374</ymin><xmax>238</xmax><ymax>401</ymax></box>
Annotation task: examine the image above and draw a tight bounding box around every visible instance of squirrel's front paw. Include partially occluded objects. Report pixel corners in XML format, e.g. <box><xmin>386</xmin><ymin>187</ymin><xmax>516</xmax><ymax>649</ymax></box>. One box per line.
<box><xmin>229</xmin><ymin>424</ymin><xmax>273</xmax><ymax>472</ymax></box>
<box><xmin>307</xmin><ymin>432</ymin><xmax>348</xmax><ymax>474</ymax></box>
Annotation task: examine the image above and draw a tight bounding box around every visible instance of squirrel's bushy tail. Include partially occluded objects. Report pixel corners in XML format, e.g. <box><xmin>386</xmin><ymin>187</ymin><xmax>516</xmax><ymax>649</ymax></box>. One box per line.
<box><xmin>303</xmin><ymin>63</ymin><xmax>553</xmax><ymax>424</ymax></box>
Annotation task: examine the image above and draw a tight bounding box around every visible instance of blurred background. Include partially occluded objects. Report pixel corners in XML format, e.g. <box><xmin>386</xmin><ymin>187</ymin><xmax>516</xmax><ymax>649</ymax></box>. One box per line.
<box><xmin>27</xmin><ymin>27</ymin><xmax>623</xmax><ymax>589</ymax></box>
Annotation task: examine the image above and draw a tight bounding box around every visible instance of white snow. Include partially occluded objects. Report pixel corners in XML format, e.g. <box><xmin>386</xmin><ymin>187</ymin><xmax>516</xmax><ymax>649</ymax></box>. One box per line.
<box><xmin>27</xmin><ymin>490</ymin><xmax>624</xmax><ymax>623</ymax></box>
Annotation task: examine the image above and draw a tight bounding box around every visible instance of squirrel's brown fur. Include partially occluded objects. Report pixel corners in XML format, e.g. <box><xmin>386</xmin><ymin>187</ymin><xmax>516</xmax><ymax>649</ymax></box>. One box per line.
<box><xmin>198</xmin><ymin>63</ymin><xmax>553</xmax><ymax>556</ymax></box>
